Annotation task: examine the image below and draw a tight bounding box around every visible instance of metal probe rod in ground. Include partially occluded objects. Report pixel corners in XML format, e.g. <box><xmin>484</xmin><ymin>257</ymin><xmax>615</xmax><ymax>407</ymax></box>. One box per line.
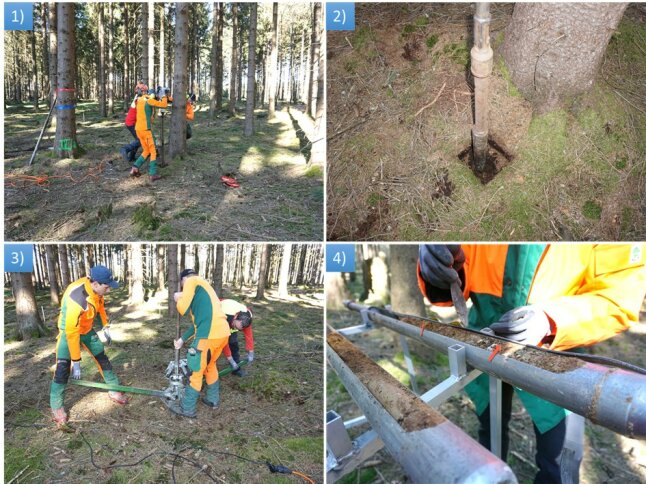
<box><xmin>471</xmin><ymin>2</ymin><xmax>493</xmax><ymax>172</ymax></box>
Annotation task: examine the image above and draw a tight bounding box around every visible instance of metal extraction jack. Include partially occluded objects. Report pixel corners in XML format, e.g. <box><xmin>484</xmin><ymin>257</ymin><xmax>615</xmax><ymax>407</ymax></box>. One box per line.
<box><xmin>471</xmin><ymin>2</ymin><xmax>494</xmax><ymax>173</ymax></box>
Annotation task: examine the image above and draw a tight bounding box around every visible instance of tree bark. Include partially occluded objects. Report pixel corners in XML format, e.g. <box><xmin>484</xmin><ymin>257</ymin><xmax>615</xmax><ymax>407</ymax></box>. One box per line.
<box><xmin>55</xmin><ymin>3</ymin><xmax>79</xmax><ymax>158</ymax></box>
<box><xmin>311</xmin><ymin>21</ymin><xmax>325</xmax><ymax>166</ymax></box>
<box><xmin>268</xmin><ymin>3</ymin><xmax>278</xmax><ymax>119</ymax></box>
<box><xmin>278</xmin><ymin>243</ymin><xmax>292</xmax><ymax>298</ymax></box>
<box><xmin>209</xmin><ymin>2</ymin><xmax>219</xmax><ymax>121</ymax></box>
<box><xmin>501</xmin><ymin>2</ymin><xmax>628</xmax><ymax>113</ymax></box>
<box><xmin>31</xmin><ymin>26</ymin><xmax>39</xmax><ymax>111</ymax></box>
<box><xmin>229</xmin><ymin>3</ymin><xmax>239</xmax><ymax>115</ymax></box>
<box><xmin>130</xmin><ymin>243</ymin><xmax>145</xmax><ymax>305</ymax></box>
<box><xmin>157</xmin><ymin>244</ymin><xmax>165</xmax><ymax>291</ymax></box>
<box><xmin>108</xmin><ymin>3</ymin><xmax>114</xmax><ymax>115</ymax></box>
<box><xmin>307</xmin><ymin>3</ymin><xmax>321</xmax><ymax>118</ymax></box>
<box><xmin>244</xmin><ymin>3</ymin><xmax>257</xmax><ymax>136</ymax></box>
<box><xmin>147</xmin><ymin>2</ymin><xmax>155</xmax><ymax>87</ymax></box>
<box><xmin>45</xmin><ymin>245</ymin><xmax>61</xmax><ymax>305</ymax></box>
<box><xmin>141</xmin><ymin>2</ymin><xmax>149</xmax><ymax>84</ymax></box>
<box><xmin>11</xmin><ymin>273</ymin><xmax>47</xmax><ymax>339</ymax></box>
<box><xmin>48</xmin><ymin>3</ymin><xmax>57</xmax><ymax>109</ymax></box>
<box><xmin>159</xmin><ymin>4</ymin><xmax>165</xmax><ymax>87</ymax></box>
<box><xmin>98</xmin><ymin>4</ymin><xmax>106</xmax><ymax>117</ymax></box>
<box><xmin>255</xmin><ymin>244</ymin><xmax>271</xmax><ymax>299</ymax></box>
<box><xmin>169</xmin><ymin>2</ymin><xmax>189</xmax><ymax>159</ymax></box>
<box><xmin>58</xmin><ymin>244</ymin><xmax>71</xmax><ymax>287</ymax></box>
<box><xmin>390</xmin><ymin>245</ymin><xmax>426</xmax><ymax>315</ymax></box>
<box><xmin>214</xmin><ymin>244</ymin><xmax>224</xmax><ymax>295</ymax></box>
<box><xmin>167</xmin><ymin>244</ymin><xmax>178</xmax><ymax>316</ymax></box>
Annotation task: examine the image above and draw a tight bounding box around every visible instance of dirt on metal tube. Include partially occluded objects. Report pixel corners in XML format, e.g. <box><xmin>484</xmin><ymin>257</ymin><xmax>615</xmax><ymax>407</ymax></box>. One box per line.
<box><xmin>471</xmin><ymin>3</ymin><xmax>493</xmax><ymax>173</ymax></box>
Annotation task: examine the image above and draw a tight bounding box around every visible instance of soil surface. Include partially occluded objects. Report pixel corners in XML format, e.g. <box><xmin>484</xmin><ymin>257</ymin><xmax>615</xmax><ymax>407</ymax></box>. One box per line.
<box><xmin>5</xmin><ymin>287</ymin><xmax>324</xmax><ymax>483</ymax></box>
<box><xmin>4</xmin><ymin>103</ymin><xmax>323</xmax><ymax>241</ymax></box>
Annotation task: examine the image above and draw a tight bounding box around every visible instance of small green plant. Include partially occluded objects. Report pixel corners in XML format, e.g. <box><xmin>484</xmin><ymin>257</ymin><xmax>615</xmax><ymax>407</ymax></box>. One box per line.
<box><xmin>443</xmin><ymin>42</ymin><xmax>469</xmax><ymax>66</ymax></box>
<box><xmin>132</xmin><ymin>205</ymin><xmax>162</xmax><ymax>233</ymax></box>
<box><xmin>583</xmin><ymin>200</ymin><xmax>602</xmax><ymax>220</ymax></box>
<box><xmin>367</xmin><ymin>192</ymin><xmax>384</xmax><ymax>207</ymax></box>
<box><xmin>426</xmin><ymin>34</ymin><xmax>439</xmax><ymax>50</ymax></box>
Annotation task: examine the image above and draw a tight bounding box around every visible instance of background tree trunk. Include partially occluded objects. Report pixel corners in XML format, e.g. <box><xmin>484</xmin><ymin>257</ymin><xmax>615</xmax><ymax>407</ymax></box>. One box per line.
<box><xmin>229</xmin><ymin>3</ymin><xmax>239</xmax><ymax>115</ymax></box>
<box><xmin>167</xmin><ymin>244</ymin><xmax>178</xmax><ymax>316</ymax></box>
<box><xmin>58</xmin><ymin>244</ymin><xmax>71</xmax><ymax>287</ymax></box>
<box><xmin>389</xmin><ymin>245</ymin><xmax>426</xmax><ymax>315</ymax></box>
<box><xmin>268</xmin><ymin>3</ymin><xmax>278</xmax><ymax>119</ymax></box>
<box><xmin>278</xmin><ymin>243</ymin><xmax>292</xmax><ymax>298</ymax></box>
<box><xmin>159</xmin><ymin>4</ymin><xmax>165</xmax><ymax>87</ymax></box>
<box><xmin>107</xmin><ymin>3</ymin><xmax>114</xmax><ymax>115</ymax></box>
<box><xmin>45</xmin><ymin>245</ymin><xmax>61</xmax><ymax>306</ymax></box>
<box><xmin>214</xmin><ymin>244</ymin><xmax>224</xmax><ymax>295</ymax></box>
<box><xmin>98</xmin><ymin>4</ymin><xmax>106</xmax><ymax>117</ymax></box>
<box><xmin>31</xmin><ymin>27</ymin><xmax>39</xmax><ymax>111</ymax></box>
<box><xmin>209</xmin><ymin>2</ymin><xmax>219</xmax><ymax>121</ymax></box>
<box><xmin>501</xmin><ymin>2</ymin><xmax>628</xmax><ymax>113</ymax></box>
<box><xmin>11</xmin><ymin>273</ymin><xmax>47</xmax><ymax>340</ymax></box>
<box><xmin>244</xmin><ymin>3</ymin><xmax>257</xmax><ymax>136</ymax></box>
<box><xmin>130</xmin><ymin>243</ymin><xmax>145</xmax><ymax>305</ymax></box>
<box><xmin>55</xmin><ymin>3</ymin><xmax>79</xmax><ymax>158</ymax></box>
<box><xmin>169</xmin><ymin>2</ymin><xmax>189</xmax><ymax>159</ymax></box>
<box><xmin>48</xmin><ymin>2</ymin><xmax>57</xmax><ymax>109</ymax></box>
<box><xmin>157</xmin><ymin>245</ymin><xmax>166</xmax><ymax>291</ymax></box>
<box><xmin>307</xmin><ymin>3</ymin><xmax>321</xmax><ymax>117</ymax></box>
<box><xmin>141</xmin><ymin>3</ymin><xmax>149</xmax><ymax>84</ymax></box>
<box><xmin>147</xmin><ymin>2</ymin><xmax>155</xmax><ymax>87</ymax></box>
<box><xmin>255</xmin><ymin>244</ymin><xmax>271</xmax><ymax>299</ymax></box>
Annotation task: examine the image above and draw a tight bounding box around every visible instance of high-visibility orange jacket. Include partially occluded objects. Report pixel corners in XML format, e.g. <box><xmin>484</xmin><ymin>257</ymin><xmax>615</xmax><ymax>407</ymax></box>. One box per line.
<box><xmin>220</xmin><ymin>298</ymin><xmax>254</xmax><ymax>357</ymax></box>
<box><xmin>177</xmin><ymin>276</ymin><xmax>230</xmax><ymax>343</ymax></box>
<box><xmin>186</xmin><ymin>102</ymin><xmax>195</xmax><ymax>121</ymax></box>
<box><xmin>135</xmin><ymin>94</ymin><xmax>169</xmax><ymax>132</ymax></box>
<box><xmin>417</xmin><ymin>244</ymin><xmax>646</xmax><ymax>351</ymax></box>
<box><xmin>57</xmin><ymin>278</ymin><xmax>109</xmax><ymax>362</ymax></box>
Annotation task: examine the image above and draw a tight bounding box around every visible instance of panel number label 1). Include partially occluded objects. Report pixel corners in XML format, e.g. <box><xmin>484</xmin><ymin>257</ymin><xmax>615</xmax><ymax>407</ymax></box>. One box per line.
<box><xmin>5</xmin><ymin>3</ymin><xmax>34</xmax><ymax>30</ymax></box>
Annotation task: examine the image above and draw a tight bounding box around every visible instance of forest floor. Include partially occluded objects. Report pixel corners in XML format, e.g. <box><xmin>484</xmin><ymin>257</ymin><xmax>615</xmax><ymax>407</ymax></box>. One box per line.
<box><xmin>327</xmin><ymin>3</ymin><xmax>646</xmax><ymax>241</ymax></box>
<box><xmin>4</xmin><ymin>102</ymin><xmax>323</xmax><ymax>241</ymax></box>
<box><xmin>4</xmin><ymin>286</ymin><xmax>324</xmax><ymax>483</ymax></box>
<box><xmin>327</xmin><ymin>285</ymin><xmax>646</xmax><ymax>483</ymax></box>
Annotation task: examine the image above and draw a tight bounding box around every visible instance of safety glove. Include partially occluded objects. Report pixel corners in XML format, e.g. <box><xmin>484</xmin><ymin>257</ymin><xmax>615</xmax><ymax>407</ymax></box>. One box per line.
<box><xmin>489</xmin><ymin>306</ymin><xmax>552</xmax><ymax>345</ymax></box>
<box><xmin>174</xmin><ymin>338</ymin><xmax>184</xmax><ymax>350</ymax></box>
<box><xmin>102</xmin><ymin>325</ymin><xmax>112</xmax><ymax>346</ymax></box>
<box><xmin>418</xmin><ymin>245</ymin><xmax>465</xmax><ymax>289</ymax></box>
<box><xmin>72</xmin><ymin>361</ymin><xmax>82</xmax><ymax>380</ymax></box>
<box><xmin>247</xmin><ymin>351</ymin><xmax>254</xmax><ymax>364</ymax></box>
<box><xmin>227</xmin><ymin>356</ymin><xmax>239</xmax><ymax>371</ymax></box>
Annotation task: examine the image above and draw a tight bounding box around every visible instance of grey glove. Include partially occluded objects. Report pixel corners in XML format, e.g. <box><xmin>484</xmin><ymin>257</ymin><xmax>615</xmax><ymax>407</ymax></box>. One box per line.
<box><xmin>102</xmin><ymin>326</ymin><xmax>112</xmax><ymax>346</ymax></box>
<box><xmin>227</xmin><ymin>356</ymin><xmax>239</xmax><ymax>371</ymax></box>
<box><xmin>247</xmin><ymin>351</ymin><xmax>254</xmax><ymax>364</ymax></box>
<box><xmin>418</xmin><ymin>245</ymin><xmax>465</xmax><ymax>289</ymax></box>
<box><xmin>489</xmin><ymin>306</ymin><xmax>552</xmax><ymax>345</ymax></box>
<box><xmin>72</xmin><ymin>361</ymin><xmax>82</xmax><ymax>380</ymax></box>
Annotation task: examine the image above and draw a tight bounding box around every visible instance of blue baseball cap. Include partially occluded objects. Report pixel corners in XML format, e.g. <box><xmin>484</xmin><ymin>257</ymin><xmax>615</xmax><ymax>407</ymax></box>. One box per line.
<box><xmin>90</xmin><ymin>265</ymin><xmax>119</xmax><ymax>288</ymax></box>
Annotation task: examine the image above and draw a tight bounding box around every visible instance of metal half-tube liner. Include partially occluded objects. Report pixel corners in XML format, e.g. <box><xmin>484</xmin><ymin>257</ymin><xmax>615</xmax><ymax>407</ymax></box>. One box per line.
<box><xmin>344</xmin><ymin>302</ymin><xmax>646</xmax><ymax>440</ymax></box>
<box><xmin>327</xmin><ymin>330</ymin><xmax>518</xmax><ymax>483</ymax></box>
<box><xmin>471</xmin><ymin>2</ymin><xmax>494</xmax><ymax>172</ymax></box>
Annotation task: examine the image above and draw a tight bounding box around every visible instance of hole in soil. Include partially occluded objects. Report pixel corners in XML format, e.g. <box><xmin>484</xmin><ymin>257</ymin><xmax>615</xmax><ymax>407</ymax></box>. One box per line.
<box><xmin>458</xmin><ymin>137</ymin><xmax>514</xmax><ymax>184</ymax></box>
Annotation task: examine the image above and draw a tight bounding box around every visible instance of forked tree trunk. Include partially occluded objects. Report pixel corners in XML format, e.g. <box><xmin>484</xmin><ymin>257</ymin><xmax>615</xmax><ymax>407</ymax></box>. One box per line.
<box><xmin>55</xmin><ymin>3</ymin><xmax>79</xmax><ymax>158</ymax></box>
<box><xmin>11</xmin><ymin>273</ymin><xmax>47</xmax><ymax>340</ymax></box>
<box><xmin>501</xmin><ymin>2</ymin><xmax>628</xmax><ymax>113</ymax></box>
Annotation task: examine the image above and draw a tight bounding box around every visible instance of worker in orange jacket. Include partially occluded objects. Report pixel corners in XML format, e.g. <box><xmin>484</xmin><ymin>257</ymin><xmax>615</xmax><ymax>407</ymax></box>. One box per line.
<box><xmin>129</xmin><ymin>88</ymin><xmax>169</xmax><ymax>182</ymax></box>
<box><xmin>50</xmin><ymin>266</ymin><xmax>128</xmax><ymax>428</ymax></box>
<box><xmin>418</xmin><ymin>243</ymin><xmax>645</xmax><ymax>483</ymax></box>
<box><xmin>220</xmin><ymin>299</ymin><xmax>254</xmax><ymax>377</ymax></box>
<box><xmin>186</xmin><ymin>94</ymin><xmax>195</xmax><ymax>139</ymax></box>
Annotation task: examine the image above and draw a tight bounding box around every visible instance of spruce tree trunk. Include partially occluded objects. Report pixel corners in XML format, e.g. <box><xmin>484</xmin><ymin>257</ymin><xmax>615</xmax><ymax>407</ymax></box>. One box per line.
<box><xmin>216</xmin><ymin>3</ymin><xmax>224</xmax><ymax>109</ymax></box>
<box><xmin>278</xmin><ymin>243</ymin><xmax>292</xmax><ymax>298</ymax></box>
<box><xmin>141</xmin><ymin>3</ymin><xmax>149</xmax><ymax>83</ymax></box>
<box><xmin>147</xmin><ymin>2</ymin><xmax>154</xmax><ymax>87</ymax></box>
<box><xmin>214</xmin><ymin>244</ymin><xmax>224</xmax><ymax>295</ymax></box>
<box><xmin>501</xmin><ymin>2</ymin><xmax>628</xmax><ymax>113</ymax></box>
<box><xmin>229</xmin><ymin>3</ymin><xmax>239</xmax><ymax>115</ymax></box>
<box><xmin>45</xmin><ymin>245</ymin><xmax>61</xmax><ymax>306</ymax></box>
<box><xmin>31</xmin><ymin>27</ymin><xmax>39</xmax><ymax>111</ymax></box>
<box><xmin>244</xmin><ymin>3</ymin><xmax>257</xmax><ymax>136</ymax></box>
<box><xmin>108</xmin><ymin>3</ymin><xmax>114</xmax><ymax>115</ymax></box>
<box><xmin>123</xmin><ymin>3</ymin><xmax>130</xmax><ymax>111</ymax></box>
<box><xmin>11</xmin><ymin>273</ymin><xmax>47</xmax><ymax>340</ymax></box>
<box><xmin>157</xmin><ymin>245</ymin><xmax>166</xmax><ymax>291</ymax></box>
<box><xmin>209</xmin><ymin>1</ymin><xmax>220</xmax><ymax>121</ymax></box>
<box><xmin>311</xmin><ymin>21</ymin><xmax>325</xmax><ymax>167</ymax></box>
<box><xmin>159</xmin><ymin>4</ymin><xmax>165</xmax><ymax>87</ymax></box>
<box><xmin>255</xmin><ymin>244</ymin><xmax>271</xmax><ymax>299</ymax></box>
<box><xmin>167</xmin><ymin>244</ymin><xmax>178</xmax><ymax>316</ymax></box>
<box><xmin>48</xmin><ymin>2</ymin><xmax>57</xmax><ymax>109</ymax></box>
<box><xmin>130</xmin><ymin>243</ymin><xmax>145</xmax><ymax>305</ymax></box>
<box><xmin>58</xmin><ymin>244</ymin><xmax>71</xmax><ymax>287</ymax></box>
<box><xmin>55</xmin><ymin>3</ymin><xmax>79</xmax><ymax>158</ymax></box>
<box><xmin>268</xmin><ymin>3</ymin><xmax>278</xmax><ymax>119</ymax></box>
<box><xmin>98</xmin><ymin>4</ymin><xmax>106</xmax><ymax>117</ymax></box>
<box><xmin>169</xmin><ymin>2</ymin><xmax>189</xmax><ymax>159</ymax></box>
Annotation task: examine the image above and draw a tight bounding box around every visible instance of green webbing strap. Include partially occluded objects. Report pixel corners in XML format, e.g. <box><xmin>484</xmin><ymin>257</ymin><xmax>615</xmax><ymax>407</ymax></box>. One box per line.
<box><xmin>70</xmin><ymin>359</ymin><xmax>249</xmax><ymax>395</ymax></box>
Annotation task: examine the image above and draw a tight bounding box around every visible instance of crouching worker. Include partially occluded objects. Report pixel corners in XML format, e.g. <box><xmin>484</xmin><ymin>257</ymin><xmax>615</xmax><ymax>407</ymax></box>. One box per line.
<box><xmin>221</xmin><ymin>299</ymin><xmax>254</xmax><ymax>377</ymax></box>
<box><xmin>50</xmin><ymin>266</ymin><xmax>128</xmax><ymax>428</ymax></box>
<box><xmin>170</xmin><ymin>269</ymin><xmax>230</xmax><ymax>417</ymax></box>
<box><xmin>130</xmin><ymin>88</ymin><xmax>169</xmax><ymax>182</ymax></box>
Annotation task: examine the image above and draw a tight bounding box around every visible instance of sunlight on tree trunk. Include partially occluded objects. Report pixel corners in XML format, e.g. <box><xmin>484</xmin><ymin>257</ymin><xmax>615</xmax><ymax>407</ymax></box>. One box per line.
<box><xmin>244</xmin><ymin>3</ymin><xmax>258</xmax><ymax>136</ymax></box>
<box><xmin>11</xmin><ymin>272</ymin><xmax>47</xmax><ymax>340</ymax></box>
<box><xmin>278</xmin><ymin>243</ymin><xmax>292</xmax><ymax>298</ymax></box>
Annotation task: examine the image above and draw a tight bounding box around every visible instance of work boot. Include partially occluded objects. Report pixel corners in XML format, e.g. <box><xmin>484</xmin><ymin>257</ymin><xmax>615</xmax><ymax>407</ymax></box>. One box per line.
<box><xmin>129</xmin><ymin>167</ymin><xmax>141</xmax><ymax>177</ymax></box>
<box><xmin>108</xmin><ymin>391</ymin><xmax>128</xmax><ymax>405</ymax></box>
<box><xmin>232</xmin><ymin>368</ymin><xmax>247</xmax><ymax>377</ymax></box>
<box><xmin>168</xmin><ymin>386</ymin><xmax>199</xmax><ymax>418</ymax></box>
<box><xmin>52</xmin><ymin>407</ymin><xmax>68</xmax><ymax>427</ymax></box>
<box><xmin>202</xmin><ymin>380</ymin><xmax>220</xmax><ymax>408</ymax></box>
<box><xmin>149</xmin><ymin>174</ymin><xmax>162</xmax><ymax>182</ymax></box>
<box><xmin>120</xmin><ymin>147</ymin><xmax>130</xmax><ymax>163</ymax></box>
<box><xmin>167</xmin><ymin>400</ymin><xmax>197</xmax><ymax>418</ymax></box>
